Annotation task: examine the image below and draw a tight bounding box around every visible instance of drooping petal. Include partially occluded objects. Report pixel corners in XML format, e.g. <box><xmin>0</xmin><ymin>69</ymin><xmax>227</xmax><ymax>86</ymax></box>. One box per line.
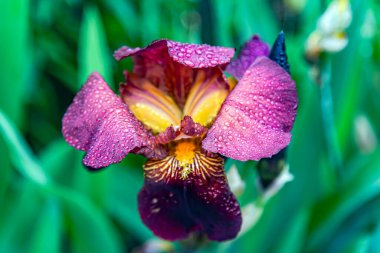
<box><xmin>62</xmin><ymin>72</ymin><xmax>150</xmax><ymax>169</ymax></box>
<box><xmin>138</xmin><ymin>181</ymin><xmax>198</xmax><ymax>240</ymax></box>
<box><xmin>187</xmin><ymin>172</ymin><xmax>242</xmax><ymax>241</ymax></box>
<box><xmin>114</xmin><ymin>40</ymin><xmax>234</xmax><ymax>108</ymax></box>
<box><xmin>139</xmin><ymin>152</ymin><xmax>242</xmax><ymax>241</ymax></box>
<box><xmin>202</xmin><ymin>57</ymin><xmax>298</xmax><ymax>161</ymax></box>
<box><xmin>226</xmin><ymin>35</ymin><xmax>270</xmax><ymax>80</ymax></box>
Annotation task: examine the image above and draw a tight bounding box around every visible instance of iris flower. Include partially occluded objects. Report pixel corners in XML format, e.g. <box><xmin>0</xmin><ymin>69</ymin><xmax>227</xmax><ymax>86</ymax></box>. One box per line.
<box><xmin>62</xmin><ymin>32</ymin><xmax>298</xmax><ymax>241</ymax></box>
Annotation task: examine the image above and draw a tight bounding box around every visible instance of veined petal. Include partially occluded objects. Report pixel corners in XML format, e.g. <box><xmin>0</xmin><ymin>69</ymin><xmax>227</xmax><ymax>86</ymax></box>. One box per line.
<box><xmin>120</xmin><ymin>73</ymin><xmax>182</xmax><ymax>133</ymax></box>
<box><xmin>139</xmin><ymin>152</ymin><xmax>242</xmax><ymax>241</ymax></box>
<box><xmin>62</xmin><ymin>72</ymin><xmax>150</xmax><ymax>169</ymax></box>
<box><xmin>226</xmin><ymin>35</ymin><xmax>270</xmax><ymax>80</ymax></box>
<box><xmin>114</xmin><ymin>40</ymin><xmax>234</xmax><ymax>108</ymax></box>
<box><xmin>183</xmin><ymin>69</ymin><xmax>230</xmax><ymax>127</ymax></box>
<box><xmin>202</xmin><ymin>57</ymin><xmax>298</xmax><ymax>161</ymax></box>
<box><xmin>114</xmin><ymin>40</ymin><xmax>235</xmax><ymax>68</ymax></box>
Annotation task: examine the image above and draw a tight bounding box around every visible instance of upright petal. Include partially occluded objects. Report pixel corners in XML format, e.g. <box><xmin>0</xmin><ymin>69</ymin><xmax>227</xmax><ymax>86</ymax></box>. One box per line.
<box><xmin>166</xmin><ymin>40</ymin><xmax>235</xmax><ymax>68</ymax></box>
<box><xmin>202</xmin><ymin>57</ymin><xmax>298</xmax><ymax>161</ymax></box>
<box><xmin>139</xmin><ymin>152</ymin><xmax>242</xmax><ymax>241</ymax></box>
<box><xmin>120</xmin><ymin>73</ymin><xmax>182</xmax><ymax>133</ymax></box>
<box><xmin>182</xmin><ymin>69</ymin><xmax>230</xmax><ymax>127</ymax></box>
<box><xmin>114</xmin><ymin>40</ymin><xmax>234</xmax><ymax>108</ymax></box>
<box><xmin>62</xmin><ymin>72</ymin><xmax>150</xmax><ymax>169</ymax></box>
<box><xmin>226</xmin><ymin>35</ymin><xmax>270</xmax><ymax>80</ymax></box>
<box><xmin>114</xmin><ymin>40</ymin><xmax>235</xmax><ymax>68</ymax></box>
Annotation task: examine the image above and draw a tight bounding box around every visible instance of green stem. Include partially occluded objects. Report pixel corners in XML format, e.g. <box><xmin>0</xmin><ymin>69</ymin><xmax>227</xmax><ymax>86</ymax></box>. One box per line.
<box><xmin>320</xmin><ymin>54</ymin><xmax>343</xmax><ymax>178</ymax></box>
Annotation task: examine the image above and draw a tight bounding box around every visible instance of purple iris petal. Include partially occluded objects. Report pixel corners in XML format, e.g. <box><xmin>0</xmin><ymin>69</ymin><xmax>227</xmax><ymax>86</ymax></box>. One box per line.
<box><xmin>226</xmin><ymin>35</ymin><xmax>270</xmax><ymax>80</ymax></box>
<box><xmin>62</xmin><ymin>72</ymin><xmax>150</xmax><ymax>169</ymax></box>
<box><xmin>202</xmin><ymin>57</ymin><xmax>298</xmax><ymax>161</ymax></box>
<box><xmin>138</xmin><ymin>172</ymin><xmax>241</xmax><ymax>241</ymax></box>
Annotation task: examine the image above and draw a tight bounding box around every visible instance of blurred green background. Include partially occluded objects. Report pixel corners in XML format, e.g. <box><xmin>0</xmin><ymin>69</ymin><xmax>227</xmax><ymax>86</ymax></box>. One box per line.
<box><xmin>1</xmin><ymin>0</ymin><xmax>380</xmax><ymax>252</ymax></box>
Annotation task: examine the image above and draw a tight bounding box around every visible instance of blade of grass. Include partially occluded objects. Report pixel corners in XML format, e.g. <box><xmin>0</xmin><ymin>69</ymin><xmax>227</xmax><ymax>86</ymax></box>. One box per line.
<box><xmin>0</xmin><ymin>110</ymin><xmax>48</xmax><ymax>185</ymax></box>
<box><xmin>78</xmin><ymin>5</ymin><xmax>112</xmax><ymax>88</ymax></box>
<box><xmin>0</xmin><ymin>109</ymin><xmax>123</xmax><ymax>253</ymax></box>
<box><xmin>0</xmin><ymin>183</ymin><xmax>43</xmax><ymax>252</ymax></box>
<box><xmin>307</xmin><ymin>149</ymin><xmax>380</xmax><ymax>251</ymax></box>
<box><xmin>29</xmin><ymin>199</ymin><xmax>61</xmax><ymax>253</ymax></box>
<box><xmin>0</xmin><ymin>0</ymin><xmax>30</xmax><ymax>127</ymax></box>
<box><xmin>141</xmin><ymin>0</ymin><xmax>160</xmax><ymax>44</ymax></box>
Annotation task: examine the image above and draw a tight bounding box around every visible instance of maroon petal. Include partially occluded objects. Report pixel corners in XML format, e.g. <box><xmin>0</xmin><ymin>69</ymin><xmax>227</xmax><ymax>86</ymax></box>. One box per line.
<box><xmin>187</xmin><ymin>174</ymin><xmax>242</xmax><ymax>241</ymax></box>
<box><xmin>226</xmin><ymin>35</ymin><xmax>270</xmax><ymax>80</ymax></box>
<box><xmin>202</xmin><ymin>57</ymin><xmax>298</xmax><ymax>161</ymax></box>
<box><xmin>113</xmin><ymin>46</ymin><xmax>141</xmax><ymax>61</ymax></box>
<box><xmin>114</xmin><ymin>40</ymin><xmax>235</xmax><ymax>68</ymax></box>
<box><xmin>139</xmin><ymin>153</ymin><xmax>242</xmax><ymax>241</ymax></box>
<box><xmin>62</xmin><ymin>72</ymin><xmax>150</xmax><ymax>169</ymax></box>
<box><xmin>114</xmin><ymin>40</ymin><xmax>234</xmax><ymax>108</ymax></box>
<box><xmin>138</xmin><ymin>182</ymin><xmax>198</xmax><ymax>240</ymax></box>
<box><xmin>180</xmin><ymin>116</ymin><xmax>208</xmax><ymax>138</ymax></box>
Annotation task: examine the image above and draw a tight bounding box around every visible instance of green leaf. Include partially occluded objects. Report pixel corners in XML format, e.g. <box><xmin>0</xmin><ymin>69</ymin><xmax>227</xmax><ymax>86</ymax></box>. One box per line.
<box><xmin>78</xmin><ymin>5</ymin><xmax>112</xmax><ymax>88</ymax></box>
<box><xmin>0</xmin><ymin>183</ymin><xmax>42</xmax><ymax>252</ymax></box>
<box><xmin>48</xmin><ymin>184</ymin><xmax>124</xmax><ymax>253</ymax></box>
<box><xmin>0</xmin><ymin>0</ymin><xmax>30</xmax><ymax>126</ymax></box>
<box><xmin>29</xmin><ymin>199</ymin><xmax>61</xmax><ymax>253</ymax></box>
<box><xmin>273</xmin><ymin>206</ymin><xmax>310</xmax><ymax>253</ymax></box>
<box><xmin>307</xmin><ymin>150</ymin><xmax>380</xmax><ymax>251</ymax></box>
<box><xmin>0</xmin><ymin>110</ymin><xmax>48</xmax><ymax>185</ymax></box>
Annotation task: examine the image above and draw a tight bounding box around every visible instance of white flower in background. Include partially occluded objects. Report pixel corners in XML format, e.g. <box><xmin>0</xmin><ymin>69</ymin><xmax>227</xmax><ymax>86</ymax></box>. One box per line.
<box><xmin>227</xmin><ymin>165</ymin><xmax>246</xmax><ymax>197</ymax></box>
<box><xmin>306</xmin><ymin>0</ymin><xmax>352</xmax><ymax>59</ymax></box>
<box><xmin>355</xmin><ymin>115</ymin><xmax>377</xmax><ymax>153</ymax></box>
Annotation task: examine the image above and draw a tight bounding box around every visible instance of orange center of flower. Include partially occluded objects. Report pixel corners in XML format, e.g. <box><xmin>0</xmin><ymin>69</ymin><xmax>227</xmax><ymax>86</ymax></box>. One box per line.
<box><xmin>175</xmin><ymin>141</ymin><xmax>196</xmax><ymax>165</ymax></box>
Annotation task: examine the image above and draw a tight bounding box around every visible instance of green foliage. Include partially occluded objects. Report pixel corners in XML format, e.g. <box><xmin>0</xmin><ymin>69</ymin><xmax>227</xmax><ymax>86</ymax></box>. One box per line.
<box><xmin>0</xmin><ymin>0</ymin><xmax>380</xmax><ymax>252</ymax></box>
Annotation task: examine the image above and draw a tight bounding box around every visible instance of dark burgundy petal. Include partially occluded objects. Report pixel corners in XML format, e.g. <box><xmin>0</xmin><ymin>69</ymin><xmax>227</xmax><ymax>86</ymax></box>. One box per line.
<box><xmin>62</xmin><ymin>72</ymin><xmax>150</xmax><ymax>169</ymax></box>
<box><xmin>187</xmin><ymin>173</ymin><xmax>242</xmax><ymax>241</ymax></box>
<box><xmin>139</xmin><ymin>153</ymin><xmax>242</xmax><ymax>241</ymax></box>
<box><xmin>202</xmin><ymin>57</ymin><xmax>298</xmax><ymax>161</ymax></box>
<box><xmin>138</xmin><ymin>182</ymin><xmax>198</xmax><ymax>241</ymax></box>
<box><xmin>226</xmin><ymin>35</ymin><xmax>270</xmax><ymax>80</ymax></box>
